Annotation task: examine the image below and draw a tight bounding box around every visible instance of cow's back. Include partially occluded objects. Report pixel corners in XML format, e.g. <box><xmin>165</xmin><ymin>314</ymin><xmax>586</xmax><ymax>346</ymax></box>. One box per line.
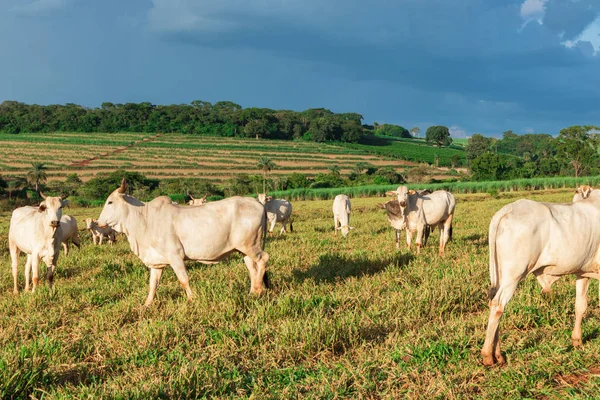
<box><xmin>420</xmin><ymin>190</ymin><xmax>455</xmax><ymax>224</ymax></box>
<box><xmin>146</xmin><ymin>196</ymin><xmax>265</xmax><ymax>261</ymax></box>
<box><xmin>266</xmin><ymin>199</ymin><xmax>292</xmax><ymax>221</ymax></box>
<box><xmin>333</xmin><ymin>195</ymin><xmax>350</xmax><ymax>215</ymax></box>
<box><xmin>494</xmin><ymin>198</ymin><xmax>600</xmax><ymax>273</ymax></box>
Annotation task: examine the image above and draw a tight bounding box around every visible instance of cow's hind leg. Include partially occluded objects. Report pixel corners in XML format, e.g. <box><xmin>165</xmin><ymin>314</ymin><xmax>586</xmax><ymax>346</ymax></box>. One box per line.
<box><xmin>572</xmin><ymin>277</ymin><xmax>590</xmax><ymax>347</ymax></box>
<box><xmin>145</xmin><ymin>267</ymin><xmax>164</xmax><ymax>306</ymax></box>
<box><xmin>406</xmin><ymin>229</ymin><xmax>413</xmax><ymax>250</ymax></box>
<box><xmin>439</xmin><ymin>214</ymin><xmax>454</xmax><ymax>255</ymax></box>
<box><xmin>482</xmin><ymin>280</ymin><xmax>519</xmax><ymax>366</ymax></box>
<box><xmin>170</xmin><ymin>259</ymin><xmax>194</xmax><ymax>302</ymax></box>
<box><xmin>9</xmin><ymin>241</ymin><xmax>19</xmax><ymax>294</ymax></box>
<box><xmin>24</xmin><ymin>255</ymin><xmax>32</xmax><ymax>292</ymax></box>
<box><xmin>62</xmin><ymin>242</ymin><xmax>69</xmax><ymax>257</ymax></box>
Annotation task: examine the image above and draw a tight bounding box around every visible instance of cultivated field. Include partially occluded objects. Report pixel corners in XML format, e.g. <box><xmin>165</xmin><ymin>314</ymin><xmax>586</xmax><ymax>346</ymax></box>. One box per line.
<box><xmin>2</xmin><ymin>189</ymin><xmax>600</xmax><ymax>398</ymax></box>
<box><xmin>0</xmin><ymin>133</ymin><xmax>432</xmax><ymax>183</ymax></box>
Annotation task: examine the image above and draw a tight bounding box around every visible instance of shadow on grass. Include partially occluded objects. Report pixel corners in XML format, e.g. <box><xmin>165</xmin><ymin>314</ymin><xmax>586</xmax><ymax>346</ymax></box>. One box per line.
<box><xmin>462</xmin><ymin>234</ymin><xmax>487</xmax><ymax>247</ymax></box>
<box><xmin>294</xmin><ymin>252</ymin><xmax>414</xmax><ymax>284</ymax></box>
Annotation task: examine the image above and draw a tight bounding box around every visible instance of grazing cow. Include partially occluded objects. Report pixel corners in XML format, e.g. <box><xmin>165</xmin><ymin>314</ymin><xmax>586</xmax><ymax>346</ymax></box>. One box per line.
<box><xmin>573</xmin><ymin>185</ymin><xmax>592</xmax><ymax>202</ymax></box>
<box><xmin>257</xmin><ymin>193</ymin><xmax>293</xmax><ymax>236</ymax></box>
<box><xmin>85</xmin><ymin>218</ymin><xmax>116</xmax><ymax>245</ymax></box>
<box><xmin>188</xmin><ymin>193</ymin><xmax>207</xmax><ymax>206</ymax></box>
<box><xmin>482</xmin><ymin>192</ymin><xmax>600</xmax><ymax>366</ymax></box>
<box><xmin>332</xmin><ymin>194</ymin><xmax>353</xmax><ymax>237</ymax></box>
<box><xmin>8</xmin><ymin>193</ymin><xmax>68</xmax><ymax>293</ymax></box>
<box><xmin>377</xmin><ymin>199</ymin><xmax>431</xmax><ymax>250</ymax></box>
<box><xmin>385</xmin><ymin>186</ymin><xmax>455</xmax><ymax>255</ymax></box>
<box><xmin>97</xmin><ymin>179</ymin><xmax>270</xmax><ymax>306</ymax></box>
<box><xmin>60</xmin><ymin>215</ymin><xmax>81</xmax><ymax>256</ymax></box>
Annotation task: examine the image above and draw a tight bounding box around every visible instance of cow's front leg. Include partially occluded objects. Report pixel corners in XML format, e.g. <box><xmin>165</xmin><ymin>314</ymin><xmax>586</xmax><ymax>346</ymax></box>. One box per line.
<box><xmin>572</xmin><ymin>276</ymin><xmax>590</xmax><ymax>347</ymax></box>
<box><xmin>171</xmin><ymin>259</ymin><xmax>194</xmax><ymax>302</ymax></box>
<box><xmin>9</xmin><ymin>242</ymin><xmax>19</xmax><ymax>294</ymax></box>
<box><xmin>406</xmin><ymin>229</ymin><xmax>413</xmax><ymax>250</ymax></box>
<box><xmin>145</xmin><ymin>267</ymin><xmax>164</xmax><ymax>306</ymax></box>
<box><xmin>395</xmin><ymin>230</ymin><xmax>400</xmax><ymax>249</ymax></box>
<box><xmin>333</xmin><ymin>216</ymin><xmax>339</xmax><ymax>235</ymax></box>
<box><xmin>99</xmin><ymin>234</ymin><xmax>104</xmax><ymax>245</ymax></box>
<box><xmin>31</xmin><ymin>255</ymin><xmax>40</xmax><ymax>292</ymax></box>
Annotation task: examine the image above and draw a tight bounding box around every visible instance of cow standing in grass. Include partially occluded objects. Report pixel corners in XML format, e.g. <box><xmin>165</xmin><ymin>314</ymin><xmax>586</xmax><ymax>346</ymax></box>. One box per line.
<box><xmin>386</xmin><ymin>186</ymin><xmax>455</xmax><ymax>255</ymax></box>
<box><xmin>257</xmin><ymin>193</ymin><xmax>293</xmax><ymax>236</ymax></box>
<box><xmin>60</xmin><ymin>215</ymin><xmax>81</xmax><ymax>256</ymax></box>
<box><xmin>332</xmin><ymin>194</ymin><xmax>353</xmax><ymax>237</ymax></box>
<box><xmin>8</xmin><ymin>193</ymin><xmax>67</xmax><ymax>293</ymax></box>
<box><xmin>97</xmin><ymin>179</ymin><xmax>270</xmax><ymax>306</ymax></box>
<box><xmin>482</xmin><ymin>192</ymin><xmax>600</xmax><ymax>366</ymax></box>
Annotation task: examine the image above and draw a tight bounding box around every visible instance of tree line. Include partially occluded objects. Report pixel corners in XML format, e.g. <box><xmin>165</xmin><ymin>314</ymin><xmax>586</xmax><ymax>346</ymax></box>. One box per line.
<box><xmin>0</xmin><ymin>101</ymin><xmax>373</xmax><ymax>143</ymax></box>
<box><xmin>466</xmin><ymin>126</ymin><xmax>600</xmax><ymax>180</ymax></box>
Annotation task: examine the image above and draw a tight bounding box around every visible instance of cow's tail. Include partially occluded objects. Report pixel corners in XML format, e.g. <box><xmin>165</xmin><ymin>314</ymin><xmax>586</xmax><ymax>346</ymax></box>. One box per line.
<box><xmin>488</xmin><ymin>205</ymin><xmax>511</xmax><ymax>301</ymax></box>
<box><xmin>261</xmin><ymin>207</ymin><xmax>268</xmax><ymax>247</ymax></box>
<box><xmin>290</xmin><ymin>218</ymin><xmax>294</xmax><ymax>233</ymax></box>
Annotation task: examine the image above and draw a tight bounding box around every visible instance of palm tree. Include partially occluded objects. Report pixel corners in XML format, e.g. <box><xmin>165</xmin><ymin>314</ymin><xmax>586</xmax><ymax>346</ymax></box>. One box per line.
<box><xmin>27</xmin><ymin>163</ymin><xmax>47</xmax><ymax>192</ymax></box>
<box><xmin>328</xmin><ymin>165</ymin><xmax>341</xmax><ymax>177</ymax></box>
<box><xmin>256</xmin><ymin>156</ymin><xmax>276</xmax><ymax>193</ymax></box>
<box><xmin>353</xmin><ymin>162</ymin><xmax>369</xmax><ymax>175</ymax></box>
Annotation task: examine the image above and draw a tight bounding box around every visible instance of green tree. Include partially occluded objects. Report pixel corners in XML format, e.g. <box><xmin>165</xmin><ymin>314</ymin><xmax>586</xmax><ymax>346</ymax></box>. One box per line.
<box><xmin>470</xmin><ymin>153</ymin><xmax>507</xmax><ymax>181</ymax></box>
<box><xmin>410</xmin><ymin>127</ymin><xmax>421</xmax><ymax>138</ymax></box>
<box><xmin>27</xmin><ymin>162</ymin><xmax>47</xmax><ymax>192</ymax></box>
<box><xmin>466</xmin><ymin>134</ymin><xmax>492</xmax><ymax>160</ymax></box>
<box><xmin>425</xmin><ymin>126</ymin><xmax>452</xmax><ymax>147</ymax></box>
<box><xmin>328</xmin><ymin>165</ymin><xmax>341</xmax><ymax>177</ymax></box>
<box><xmin>256</xmin><ymin>156</ymin><xmax>276</xmax><ymax>193</ymax></box>
<box><xmin>556</xmin><ymin>125</ymin><xmax>600</xmax><ymax>177</ymax></box>
<box><xmin>450</xmin><ymin>154</ymin><xmax>462</xmax><ymax>168</ymax></box>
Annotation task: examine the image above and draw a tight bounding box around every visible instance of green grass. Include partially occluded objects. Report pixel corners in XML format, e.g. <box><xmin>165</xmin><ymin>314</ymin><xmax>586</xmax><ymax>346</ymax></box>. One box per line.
<box><xmin>343</xmin><ymin>135</ymin><xmax>467</xmax><ymax>166</ymax></box>
<box><xmin>2</xmin><ymin>190</ymin><xmax>600</xmax><ymax>397</ymax></box>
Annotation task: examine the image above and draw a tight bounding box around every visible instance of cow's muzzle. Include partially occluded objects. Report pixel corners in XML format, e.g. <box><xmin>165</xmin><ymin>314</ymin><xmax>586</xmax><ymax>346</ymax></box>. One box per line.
<box><xmin>50</xmin><ymin>221</ymin><xmax>60</xmax><ymax>228</ymax></box>
<box><xmin>399</xmin><ymin>201</ymin><xmax>407</xmax><ymax>207</ymax></box>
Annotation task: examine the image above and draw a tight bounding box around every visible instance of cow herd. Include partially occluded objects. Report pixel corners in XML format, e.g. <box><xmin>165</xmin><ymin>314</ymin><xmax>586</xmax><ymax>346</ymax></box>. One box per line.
<box><xmin>6</xmin><ymin>179</ymin><xmax>600</xmax><ymax>366</ymax></box>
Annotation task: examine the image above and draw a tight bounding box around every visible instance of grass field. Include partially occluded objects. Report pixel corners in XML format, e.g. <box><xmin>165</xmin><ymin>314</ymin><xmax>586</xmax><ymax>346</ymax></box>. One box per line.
<box><xmin>0</xmin><ymin>132</ymin><xmax>464</xmax><ymax>183</ymax></box>
<box><xmin>2</xmin><ymin>189</ymin><xmax>600</xmax><ymax>398</ymax></box>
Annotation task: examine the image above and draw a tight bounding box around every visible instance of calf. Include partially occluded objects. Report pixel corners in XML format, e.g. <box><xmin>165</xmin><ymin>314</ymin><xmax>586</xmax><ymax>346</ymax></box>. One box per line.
<box><xmin>85</xmin><ymin>218</ymin><xmax>116</xmax><ymax>245</ymax></box>
<box><xmin>60</xmin><ymin>215</ymin><xmax>81</xmax><ymax>256</ymax></box>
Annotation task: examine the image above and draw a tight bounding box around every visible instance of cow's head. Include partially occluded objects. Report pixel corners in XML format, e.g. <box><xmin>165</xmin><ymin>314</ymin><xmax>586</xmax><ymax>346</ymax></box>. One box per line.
<box><xmin>377</xmin><ymin>200</ymin><xmax>406</xmax><ymax>229</ymax></box>
<box><xmin>385</xmin><ymin>186</ymin><xmax>415</xmax><ymax>208</ymax></box>
<box><xmin>38</xmin><ymin>192</ymin><xmax>68</xmax><ymax>229</ymax></box>
<box><xmin>575</xmin><ymin>185</ymin><xmax>593</xmax><ymax>200</ymax></box>
<box><xmin>84</xmin><ymin>218</ymin><xmax>94</xmax><ymax>229</ymax></box>
<box><xmin>257</xmin><ymin>193</ymin><xmax>272</xmax><ymax>205</ymax></box>
<box><xmin>98</xmin><ymin>179</ymin><xmax>142</xmax><ymax>233</ymax></box>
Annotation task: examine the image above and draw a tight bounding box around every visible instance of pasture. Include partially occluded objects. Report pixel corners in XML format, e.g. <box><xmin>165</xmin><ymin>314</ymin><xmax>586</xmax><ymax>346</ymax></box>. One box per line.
<box><xmin>0</xmin><ymin>132</ymin><xmax>432</xmax><ymax>183</ymax></box>
<box><xmin>2</xmin><ymin>189</ymin><xmax>600</xmax><ymax>398</ymax></box>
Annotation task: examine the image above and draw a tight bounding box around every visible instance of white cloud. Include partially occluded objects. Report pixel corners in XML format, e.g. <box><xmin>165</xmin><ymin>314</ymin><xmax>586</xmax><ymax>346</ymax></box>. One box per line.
<box><xmin>12</xmin><ymin>0</ymin><xmax>71</xmax><ymax>16</ymax></box>
<box><xmin>520</xmin><ymin>0</ymin><xmax>547</xmax><ymax>22</ymax></box>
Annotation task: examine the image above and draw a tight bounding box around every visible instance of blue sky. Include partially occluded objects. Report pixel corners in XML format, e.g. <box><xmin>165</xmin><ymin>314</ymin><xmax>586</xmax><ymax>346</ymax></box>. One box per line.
<box><xmin>0</xmin><ymin>0</ymin><xmax>599</xmax><ymax>137</ymax></box>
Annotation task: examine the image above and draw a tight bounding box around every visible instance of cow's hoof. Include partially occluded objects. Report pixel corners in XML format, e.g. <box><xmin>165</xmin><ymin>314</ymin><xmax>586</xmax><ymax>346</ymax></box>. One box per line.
<box><xmin>572</xmin><ymin>338</ymin><xmax>583</xmax><ymax>347</ymax></box>
<box><xmin>482</xmin><ymin>355</ymin><xmax>495</xmax><ymax>366</ymax></box>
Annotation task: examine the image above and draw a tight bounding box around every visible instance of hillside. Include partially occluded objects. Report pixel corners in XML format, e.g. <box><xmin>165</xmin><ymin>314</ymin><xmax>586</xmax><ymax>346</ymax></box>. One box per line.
<box><xmin>0</xmin><ymin>132</ymin><xmax>464</xmax><ymax>183</ymax></box>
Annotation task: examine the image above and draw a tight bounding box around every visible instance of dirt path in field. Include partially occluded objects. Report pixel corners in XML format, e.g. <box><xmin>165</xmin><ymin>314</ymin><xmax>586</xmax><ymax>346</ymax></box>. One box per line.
<box><xmin>69</xmin><ymin>133</ymin><xmax>163</xmax><ymax>167</ymax></box>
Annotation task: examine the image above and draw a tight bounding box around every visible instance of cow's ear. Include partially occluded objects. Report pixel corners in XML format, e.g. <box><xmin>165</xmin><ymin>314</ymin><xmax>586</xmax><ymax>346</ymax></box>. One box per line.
<box><xmin>38</xmin><ymin>204</ymin><xmax>47</xmax><ymax>213</ymax></box>
<box><xmin>376</xmin><ymin>203</ymin><xmax>385</xmax><ymax>209</ymax></box>
<box><xmin>267</xmin><ymin>196</ymin><xmax>272</xmax><ymax>201</ymax></box>
<box><xmin>408</xmin><ymin>190</ymin><xmax>416</xmax><ymax>195</ymax></box>
<box><xmin>62</xmin><ymin>199</ymin><xmax>70</xmax><ymax>207</ymax></box>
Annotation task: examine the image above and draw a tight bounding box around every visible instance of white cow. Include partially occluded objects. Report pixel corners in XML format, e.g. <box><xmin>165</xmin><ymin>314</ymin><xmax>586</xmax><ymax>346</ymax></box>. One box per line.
<box><xmin>188</xmin><ymin>194</ymin><xmax>207</xmax><ymax>206</ymax></box>
<box><xmin>8</xmin><ymin>193</ymin><xmax>68</xmax><ymax>293</ymax></box>
<box><xmin>377</xmin><ymin>199</ymin><xmax>431</xmax><ymax>250</ymax></box>
<box><xmin>97</xmin><ymin>179</ymin><xmax>270</xmax><ymax>306</ymax></box>
<box><xmin>60</xmin><ymin>215</ymin><xmax>81</xmax><ymax>256</ymax></box>
<box><xmin>257</xmin><ymin>193</ymin><xmax>293</xmax><ymax>236</ymax></box>
<box><xmin>332</xmin><ymin>194</ymin><xmax>353</xmax><ymax>237</ymax></box>
<box><xmin>573</xmin><ymin>185</ymin><xmax>592</xmax><ymax>202</ymax></box>
<box><xmin>482</xmin><ymin>192</ymin><xmax>600</xmax><ymax>366</ymax></box>
<box><xmin>85</xmin><ymin>218</ymin><xmax>116</xmax><ymax>245</ymax></box>
<box><xmin>386</xmin><ymin>186</ymin><xmax>455</xmax><ymax>255</ymax></box>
